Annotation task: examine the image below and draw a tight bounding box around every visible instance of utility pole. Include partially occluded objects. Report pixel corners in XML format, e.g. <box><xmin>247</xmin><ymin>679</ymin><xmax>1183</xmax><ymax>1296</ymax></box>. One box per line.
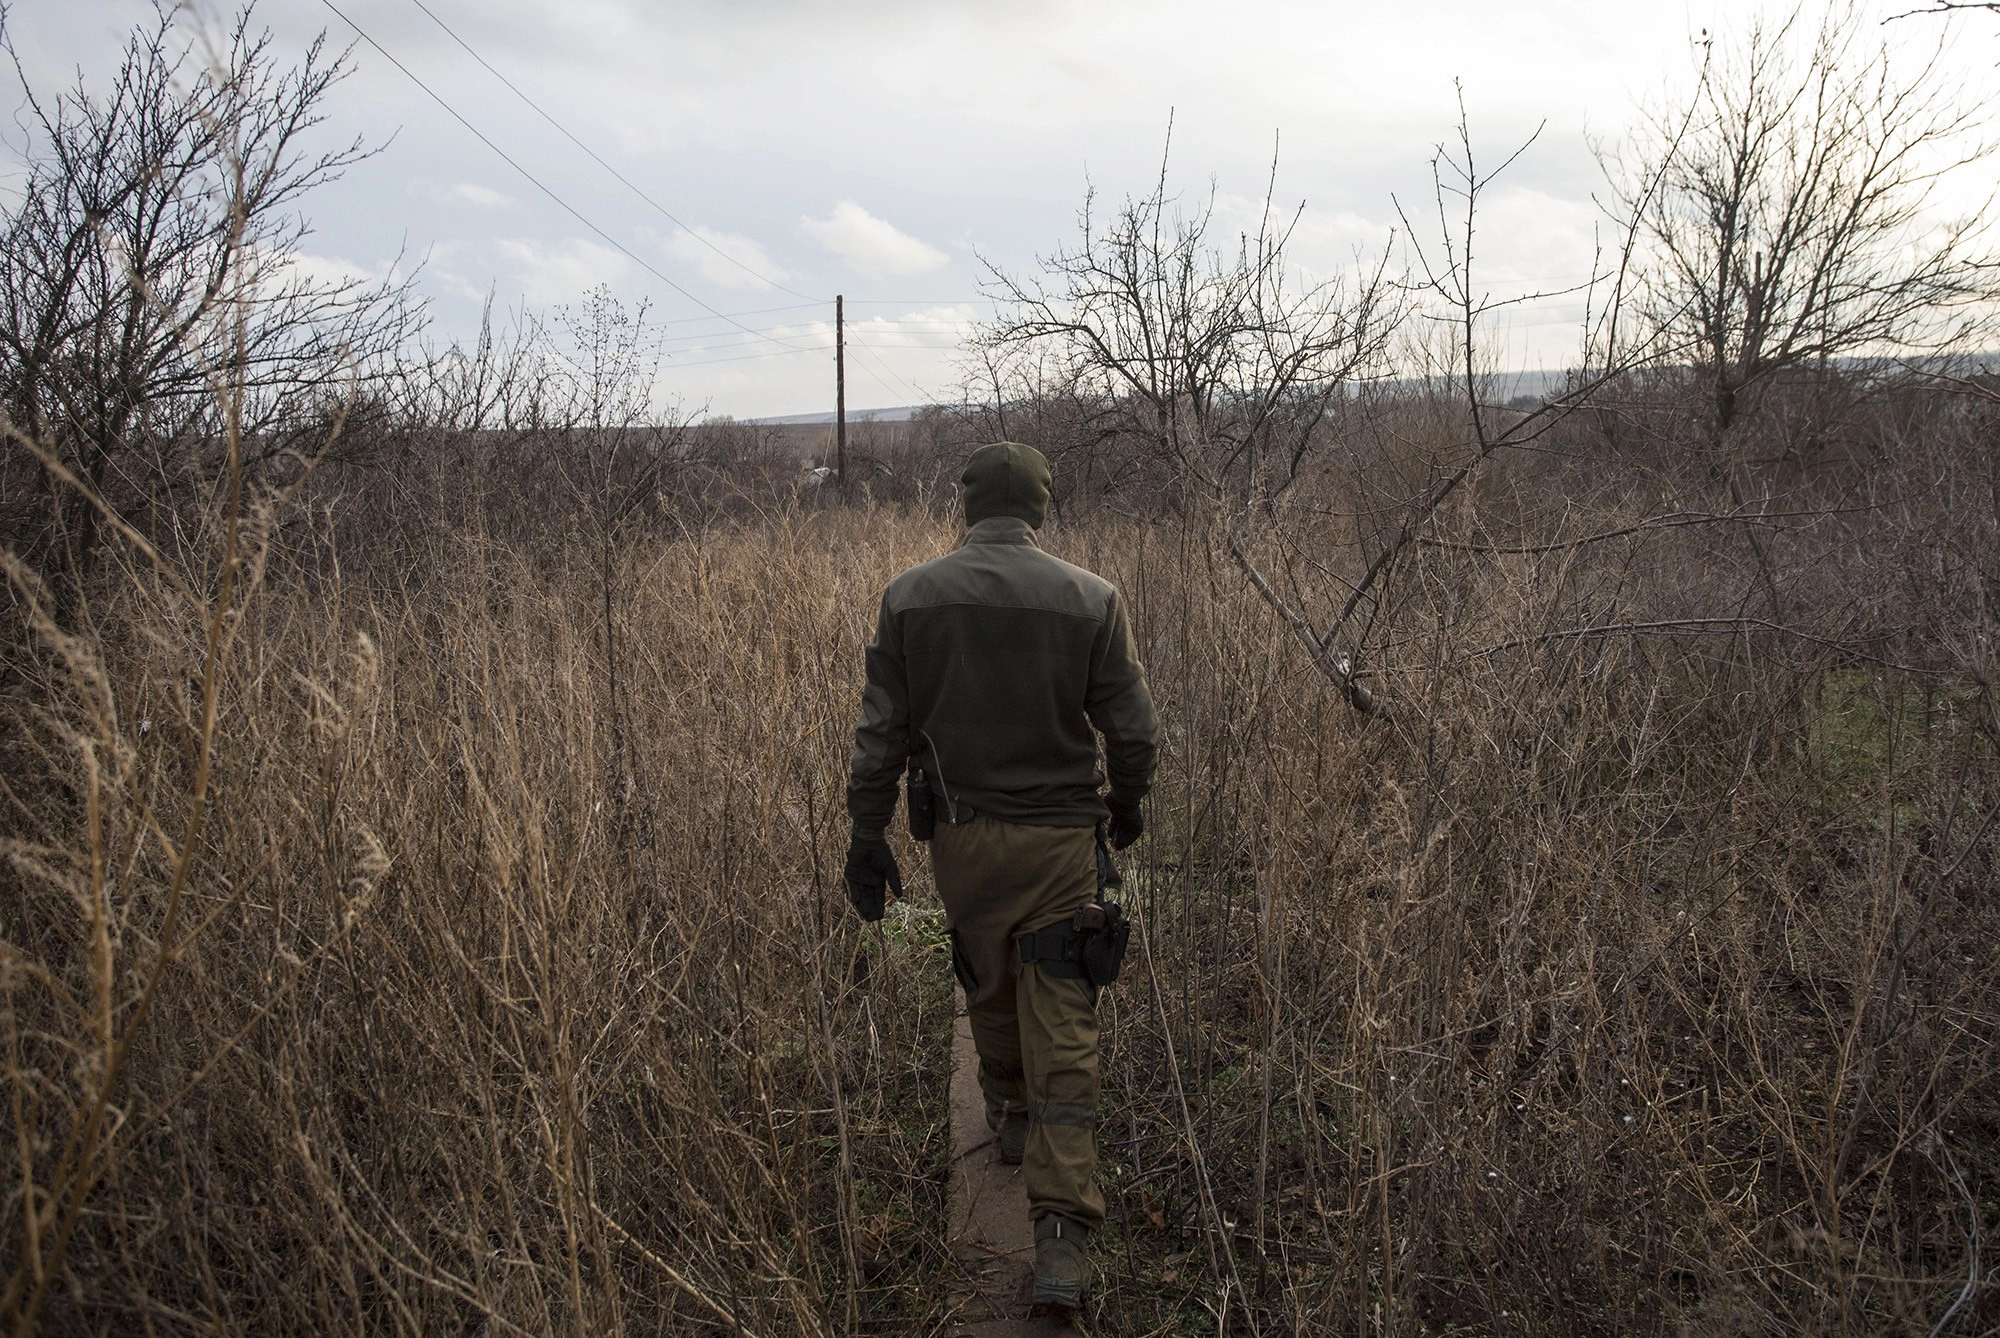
<box><xmin>835</xmin><ymin>293</ymin><xmax>846</xmax><ymax>483</ymax></box>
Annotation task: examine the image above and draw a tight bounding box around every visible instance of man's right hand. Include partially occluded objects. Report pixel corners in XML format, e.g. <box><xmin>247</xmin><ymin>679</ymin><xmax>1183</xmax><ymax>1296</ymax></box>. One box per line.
<box><xmin>1105</xmin><ymin>794</ymin><xmax>1144</xmax><ymax>850</ymax></box>
<box><xmin>844</xmin><ymin>835</ymin><xmax>902</xmax><ymax>921</ymax></box>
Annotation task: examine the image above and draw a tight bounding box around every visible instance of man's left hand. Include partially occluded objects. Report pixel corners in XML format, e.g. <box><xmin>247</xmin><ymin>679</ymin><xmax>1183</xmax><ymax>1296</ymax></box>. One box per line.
<box><xmin>1105</xmin><ymin>795</ymin><xmax>1144</xmax><ymax>850</ymax></box>
<box><xmin>844</xmin><ymin>835</ymin><xmax>902</xmax><ymax>921</ymax></box>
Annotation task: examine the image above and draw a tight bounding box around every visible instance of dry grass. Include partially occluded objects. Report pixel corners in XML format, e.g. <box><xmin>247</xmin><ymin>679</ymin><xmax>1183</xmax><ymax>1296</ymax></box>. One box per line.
<box><xmin>4</xmin><ymin>501</ymin><xmax>964</xmax><ymax>1334</ymax></box>
<box><xmin>4</xmin><ymin>401</ymin><xmax>1998</xmax><ymax>1335</ymax></box>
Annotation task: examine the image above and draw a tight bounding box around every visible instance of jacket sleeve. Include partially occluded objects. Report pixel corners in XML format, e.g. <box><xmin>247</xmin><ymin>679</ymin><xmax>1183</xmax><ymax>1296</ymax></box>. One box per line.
<box><xmin>846</xmin><ymin>591</ymin><xmax>909</xmax><ymax>839</ymax></box>
<box><xmin>1085</xmin><ymin>588</ymin><xmax>1159</xmax><ymax>803</ymax></box>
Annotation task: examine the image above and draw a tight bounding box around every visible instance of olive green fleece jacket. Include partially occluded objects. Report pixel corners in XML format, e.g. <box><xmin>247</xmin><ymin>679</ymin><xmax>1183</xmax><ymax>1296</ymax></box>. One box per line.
<box><xmin>847</xmin><ymin>516</ymin><xmax>1160</xmax><ymax>839</ymax></box>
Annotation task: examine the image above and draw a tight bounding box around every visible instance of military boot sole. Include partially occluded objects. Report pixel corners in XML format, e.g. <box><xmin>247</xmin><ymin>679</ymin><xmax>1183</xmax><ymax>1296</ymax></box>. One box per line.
<box><xmin>1028</xmin><ymin>1251</ymin><xmax>1089</xmax><ymax>1309</ymax></box>
<box><xmin>1028</xmin><ymin>1279</ymin><xmax>1085</xmax><ymax>1314</ymax></box>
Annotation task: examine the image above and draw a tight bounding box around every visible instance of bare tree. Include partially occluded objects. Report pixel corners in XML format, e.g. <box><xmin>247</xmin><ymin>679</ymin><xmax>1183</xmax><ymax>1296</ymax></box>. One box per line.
<box><xmin>974</xmin><ymin>130</ymin><xmax>1402</xmax><ymax>514</ymax></box>
<box><xmin>543</xmin><ymin>285</ymin><xmax>693</xmax><ymax>811</ymax></box>
<box><xmin>395</xmin><ymin>289</ymin><xmax>548</xmax><ymax>436</ymax></box>
<box><xmin>977</xmin><ymin>115</ymin><xmax>1654</xmax><ymax>714</ymax></box>
<box><xmin>0</xmin><ymin>6</ymin><xmax>419</xmax><ymax>598</ymax></box>
<box><xmin>1887</xmin><ymin>2</ymin><xmax>2000</xmax><ymax>17</ymax></box>
<box><xmin>1603</xmin><ymin>3</ymin><xmax>1995</xmax><ymax>445</ymax></box>
<box><xmin>1228</xmin><ymin>103</ymin><xmax>1650</xmax><ymax>714</ymax></box>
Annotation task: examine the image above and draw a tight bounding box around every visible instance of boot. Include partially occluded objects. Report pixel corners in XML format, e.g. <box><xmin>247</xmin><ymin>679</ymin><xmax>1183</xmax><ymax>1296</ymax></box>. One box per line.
<box><xmin>1029</xmin><ymin>1214</ymin><xmax>1091</xmax><ymax>1312</ymax></box>
<box><xmin>978</xmin><ymin>1058</ymin><xmax>1028</xmax><ymax>1165</ymax></box>
<box><xmin>991</xmin><ymin>1108</ymin><xmax>1028</xmax><ymax>1165</ymax></box>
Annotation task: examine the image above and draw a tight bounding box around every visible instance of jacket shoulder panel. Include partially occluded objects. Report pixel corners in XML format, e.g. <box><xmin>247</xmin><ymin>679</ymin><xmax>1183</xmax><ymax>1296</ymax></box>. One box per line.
<box><xmin>884</xmin><ymin>544</ymin><xmax>1116</xmax><ymax>622</ymax></box>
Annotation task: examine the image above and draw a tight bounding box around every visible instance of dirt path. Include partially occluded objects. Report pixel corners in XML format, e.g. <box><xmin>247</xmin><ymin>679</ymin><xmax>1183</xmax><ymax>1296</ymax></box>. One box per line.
<box><xmin>946</xmin><ymin>990</ymin><xmax>1076</xmax><ymax>1336</ymax></box>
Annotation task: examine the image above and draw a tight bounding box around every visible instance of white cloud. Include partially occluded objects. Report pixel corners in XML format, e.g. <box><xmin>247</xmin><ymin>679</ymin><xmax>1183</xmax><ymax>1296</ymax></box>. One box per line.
<box><xmin>654</xmin><ymin>224</ymin><xmax>787</xmax><ymax>290</ymax></box>
<box><xmin>800</xmin><ymin>201</ymin><xmax>949</xmax><ymax>277</ymax></box>
<box><xmin>848</xmin><ymin>303</ymin><xmax>976</xmax><ymax>352</ymax></box>
<box><xmin>1466</xmin><ymin>185</ymin><xmax>1602</xmax><ymax>292</ymax></box>
<box><xmin>443</xmin><ymin>181</ymin><xmax>513</xmax><ymax>209</ymax></box>
<box><xmin>489</xmin><ymin>236</ymin><xmax>633</xmax><ymax>305</ymax></box>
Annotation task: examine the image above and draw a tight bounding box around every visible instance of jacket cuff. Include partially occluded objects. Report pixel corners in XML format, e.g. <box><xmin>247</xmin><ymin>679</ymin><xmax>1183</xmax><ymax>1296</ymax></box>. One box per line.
<box><xmin>850</xmin><ymin>820</ymin><xmax>889</xmax><ymax>843</ymax></box>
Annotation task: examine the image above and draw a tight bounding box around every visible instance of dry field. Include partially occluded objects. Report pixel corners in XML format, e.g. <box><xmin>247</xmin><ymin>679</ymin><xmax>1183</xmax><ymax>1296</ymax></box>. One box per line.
<box><xmin>5</xmin><ymin>386</ymin><xmax>1999</xmax><ymax>1335</ymax></box>
<box><xmin>6</xmin><ymin>4</ymin><xmax>1999</xmax><ymax>1332</ymax></box>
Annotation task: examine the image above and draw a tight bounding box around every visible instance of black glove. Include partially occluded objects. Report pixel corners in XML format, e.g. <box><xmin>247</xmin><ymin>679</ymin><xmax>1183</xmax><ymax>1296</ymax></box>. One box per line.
<box><xmin>1105</xmin><ymin>794</ymin><xmax>1145</xmax><ymax>850</ymax></box>
<box><xmin>844</xmin><ymin>835</ymin><xmax>902</xmax><ymax>921</ymax></box>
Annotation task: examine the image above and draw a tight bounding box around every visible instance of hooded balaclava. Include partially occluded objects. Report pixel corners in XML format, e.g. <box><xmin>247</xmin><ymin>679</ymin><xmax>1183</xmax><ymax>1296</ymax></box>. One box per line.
<box><xmin>960</xmin><ymin>441</ymin><xmax>1052</xmax><ymax>529</ymax></box>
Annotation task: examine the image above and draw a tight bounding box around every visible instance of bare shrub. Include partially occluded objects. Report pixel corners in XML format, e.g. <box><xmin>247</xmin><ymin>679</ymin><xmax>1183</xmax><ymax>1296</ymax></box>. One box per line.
<box><xmin>1069</xmin><ymin>382</ymin><xmax>1999</xmax><ymax>1332</ymax></box>
<box><xmin>0</xmin><ymin>7</ymin><xmax>417</xmax><ymax>599</ymax></box>
<box><xmin>973</xmin><ymin>129</ymin><xmax>1403</xmax><ymax>516</ymax></box>
<box><xmin>1601</xmin><ymin>2</ymin><xmax>1996</xmax><ymax>445</ymax></box>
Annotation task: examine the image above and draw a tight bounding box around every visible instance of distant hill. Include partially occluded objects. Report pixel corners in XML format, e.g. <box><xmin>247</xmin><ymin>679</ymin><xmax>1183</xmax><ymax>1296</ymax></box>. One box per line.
<box><xmin>744</xmin><ymin>405</ymin><xmax>927</xmax><ymax>425</ymax></box>
<box><xmin>737</xmin><ymin>374</ymin><xmax>1572</xmax><ymax>424</ymax></box>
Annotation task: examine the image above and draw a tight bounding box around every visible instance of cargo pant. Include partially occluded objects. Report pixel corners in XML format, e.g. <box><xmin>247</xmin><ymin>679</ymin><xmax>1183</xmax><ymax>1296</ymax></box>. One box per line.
<box><xmin>932</xmin><ymin>815</ymin><xmax>1105</xmax><ymax>1230</ymax></box>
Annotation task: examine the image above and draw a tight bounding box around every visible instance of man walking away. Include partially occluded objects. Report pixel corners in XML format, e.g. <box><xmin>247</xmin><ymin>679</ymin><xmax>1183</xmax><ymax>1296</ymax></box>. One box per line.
<box><xmin>842</xmin><ymin>441</ymin><xmax>1159</xmax><ymax>1315</ymax></box>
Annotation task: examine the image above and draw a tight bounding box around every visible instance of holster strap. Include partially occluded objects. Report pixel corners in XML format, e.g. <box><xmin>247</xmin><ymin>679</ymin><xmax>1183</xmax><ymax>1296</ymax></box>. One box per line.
<box><xmin>1018</xmin><ymin>922</ymin><xmax>1086</xmax><ymax>979</ymax></box>
<box><xmin>1030</xmin><ymin>1101</ymin><xmax>1098</xmax><ymax>1130</ymax></box>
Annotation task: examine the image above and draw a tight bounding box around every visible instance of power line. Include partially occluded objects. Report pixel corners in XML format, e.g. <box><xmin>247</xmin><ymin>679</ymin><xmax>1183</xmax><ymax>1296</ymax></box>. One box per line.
<box><xmin>654</xmin><ymin>322</ymin><xmax>970</xmax><ymax>356</ymax></box>
<box><xmin>326</xmin><ymin>0</ymin><xmax>974</xmax><ymax>409</ymax></box>
<box><xmin>654</xmin><ymin>310</ymin><xmax>983</xmax><ymax>343</ymax></box>
<box><xmin>848</xmin><ymin>354</ymin><xmax>903</xmax><ymax>405</ymax></box>
<box><xmin>657</xmin><ymin>324</ymin><xmax>832</xmax><ymax>349</ymax></box>
<box><xmin>653</xmin><ymin>301</ymin><xmax>821</xmax><ymax>327</ymax></box>
<box><xmin>403</xmin><ymin>0</ymin><xmax>823</xmax><ymax>303</ymax></box>
<box><xmin>315</xmin><ymin>0</ymin><xmax>812</xmax><ymax>353</ymax></box>
<box><xmin>651</xmin><ymin>315</ymin><xmax>971</xmax><ymax>344</ymax></box>
<box><xmin>661</xmin><ymin>344</ymin><xmax>834</xmax><ymax>369</ymax></box>
<box><xmin>848</xmin><ymin>338</ymin><xmax>932</xmax><ymax>404</ymax></box>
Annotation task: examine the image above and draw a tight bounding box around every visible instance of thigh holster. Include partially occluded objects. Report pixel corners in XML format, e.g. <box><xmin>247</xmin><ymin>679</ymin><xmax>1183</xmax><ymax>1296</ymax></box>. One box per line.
<box><xmin>1017</xmin><ymin>901</ymin><xmax>1130</xmax><ymax>990</ymax></box>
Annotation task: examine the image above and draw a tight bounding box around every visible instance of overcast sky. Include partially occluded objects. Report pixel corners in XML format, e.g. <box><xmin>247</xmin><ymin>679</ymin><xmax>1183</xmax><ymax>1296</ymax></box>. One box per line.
<box><xmin>6</xmin><ymin>0</ymin><xmax>1995</xmax><ymax>417</ymax></box>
